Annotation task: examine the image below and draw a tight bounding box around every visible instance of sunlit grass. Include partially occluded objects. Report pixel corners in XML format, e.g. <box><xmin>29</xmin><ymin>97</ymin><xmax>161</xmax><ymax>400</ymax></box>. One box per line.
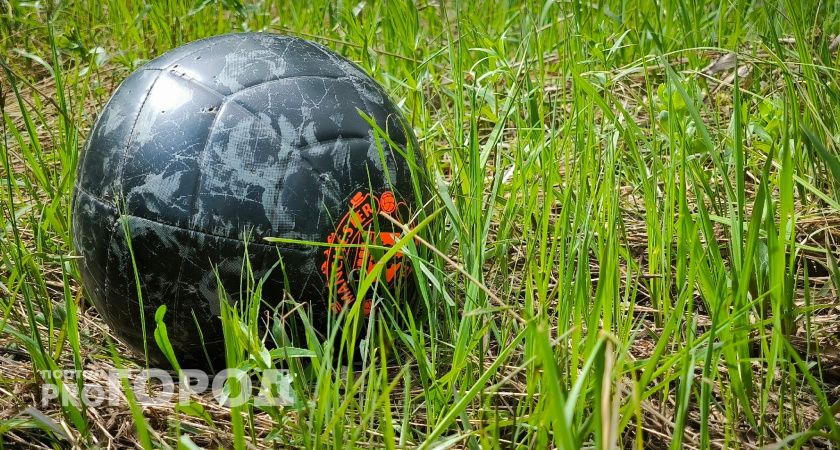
<box><xmin>2</xmin><ymin>0</ymin><xmax>840</xmax><ymax>448</ymax></box>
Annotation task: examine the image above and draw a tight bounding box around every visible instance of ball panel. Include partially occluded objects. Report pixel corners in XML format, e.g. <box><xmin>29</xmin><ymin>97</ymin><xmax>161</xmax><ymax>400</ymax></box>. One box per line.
<box><xmin>122</xmin><ymin>72</ymin><xmax>225</xmax><ymax>230</ymax></box>
<box><xmin>193</xmin><ymin>99</ymin><xmax>289</xmax><ymax>239</ymax></box>
<box><xmin>229</xmin><ymin>77</ymin><xmax>372</xmax><ymax>145</ymax></box>
<box><xmin>78</xmin><ymin>69</ymin><xmax>161</xmax><ymax>200</ymax></box>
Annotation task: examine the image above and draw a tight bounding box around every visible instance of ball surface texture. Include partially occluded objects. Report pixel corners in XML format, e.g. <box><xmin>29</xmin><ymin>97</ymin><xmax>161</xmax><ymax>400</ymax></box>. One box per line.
<box><xmin>72</xmin><ymin>33</ymin><xmax>419</xmax><ymax>369</ymax></box>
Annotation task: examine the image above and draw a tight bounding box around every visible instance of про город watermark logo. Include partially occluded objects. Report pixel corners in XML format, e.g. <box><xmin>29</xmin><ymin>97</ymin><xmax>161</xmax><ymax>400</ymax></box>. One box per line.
<box><xmin>38</xmin><ymin>368</ymin><xmax>296</xmax><ymax>408</ymax></box>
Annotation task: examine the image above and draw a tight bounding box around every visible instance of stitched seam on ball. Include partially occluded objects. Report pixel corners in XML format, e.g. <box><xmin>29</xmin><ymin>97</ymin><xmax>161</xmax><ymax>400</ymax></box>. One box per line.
<box><xmin>128</xmin><ymin>37</ymin><xmax>231</xmax><ymax>330</ymax></box>
<box><xmin>148</xmin><ymin>37</ymin><xmax>316</xmax><ymax>320</ymax></box>
<box><xmin>77</xmin><ymin>181</ymin><xmax>291</xmax><ymax>248</ymax></box>
<box><xmin>74</xmin><ymin>184</ymin><xmax>303</xmax><ymax>253</ymax></box>
<box><xmin>113</xmin><ymin>71</ymin><xmax>164</xmax><ymax>201</ymax></box>
<box><xmin>76</xmin><ymin>99</ymin><xmax>375</xmax><ymax>248</ymax></box>
<box><xmin>122</xmin><ymin>213</ymin><xmax>304</xmax><ymax>252</ymax></box>
<box><xmin>148</xmin><ymin>33</ymin><xmax>346</xmax><ymax>97</ymax></box>
<box><xmin>101</xmin><ymin>213</ymin><xmax>291</xmax><ymax>350</ymax></box>
<box><xmin>149</xmin><ymin>38</ymin><xmax>236</xmax><ymax>330</ymax></box>
<box><xmin>222</xmin><ymin>98</ymin><xmax>363</xmax><ymax>250</ymax></box>
<box><xmin>152</xmin><ymin>67</ymin><xmax>367</xmax><ymax>181</ymax></box>
<box><xmin>77</xmin><ymin>186</ymin><xmax>284</xmax><ymax>352</ymax></box>
<box><xmin>114</xmin><ymin>38</ymin><xmax>227</xmax><ymax>199</ymax></box>
<box><xmin>101</xmin><ymin>215</ymin><xmax>126</xmax><ymax>328</ymax></box>
<box><xmin>300</xmin><ymin>40</ymin><xmax>404</xmax><ymax>190</ymax></box>
<box><xmin>145</xmin><ymin>67</ymin><xmax>349</xmax><ymax>100</ymax></box>
<box><xmin>230</xmin><ymin>74</ymin><xmax>348</xmax><ymax>99</ymax></box>
<box><xmin>77</xmin><ymin>83</ymin><xmax>120</xmax><ymax>195</ymax></box>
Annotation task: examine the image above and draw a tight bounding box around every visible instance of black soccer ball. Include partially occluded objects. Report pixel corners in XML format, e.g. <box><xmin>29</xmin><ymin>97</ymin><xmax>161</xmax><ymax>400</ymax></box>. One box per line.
<box><xmin>72</xmin><ymin>33</ymin><xmax>421</xmax><ymax>370</ymax></box>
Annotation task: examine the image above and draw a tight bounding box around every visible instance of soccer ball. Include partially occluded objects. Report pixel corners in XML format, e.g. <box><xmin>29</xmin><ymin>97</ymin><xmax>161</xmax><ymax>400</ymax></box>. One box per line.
<box><xmin>72</xmin><ymin>33</ymin><xmax>420</xmax><ymax>369</ymax></box>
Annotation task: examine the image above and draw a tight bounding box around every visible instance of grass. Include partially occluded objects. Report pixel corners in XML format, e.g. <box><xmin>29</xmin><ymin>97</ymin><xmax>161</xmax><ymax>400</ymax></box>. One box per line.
<box><xmin>2</xmin><ymin>0</ymin><xmax>840</xmax><ymax>448</ymax></box>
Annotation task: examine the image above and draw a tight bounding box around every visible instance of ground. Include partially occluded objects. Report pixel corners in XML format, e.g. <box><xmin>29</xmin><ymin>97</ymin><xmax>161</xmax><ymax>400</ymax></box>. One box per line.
<box><xmin>2</xmin><ymin>1</ymin><xmax>840</xmax><ymax>449</ymax></box>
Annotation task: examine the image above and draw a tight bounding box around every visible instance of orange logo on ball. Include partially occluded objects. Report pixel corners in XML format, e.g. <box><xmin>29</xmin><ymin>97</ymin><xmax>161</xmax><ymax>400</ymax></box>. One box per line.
<box><xmin>380</xmin><ymin>191</ymin><xmax>396</xmax><ymax>214</ymax></box>
<box><xmin>321</xmin><ymin>190</ymin><xmax>410</xmax><ymax>315</ymax></box>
